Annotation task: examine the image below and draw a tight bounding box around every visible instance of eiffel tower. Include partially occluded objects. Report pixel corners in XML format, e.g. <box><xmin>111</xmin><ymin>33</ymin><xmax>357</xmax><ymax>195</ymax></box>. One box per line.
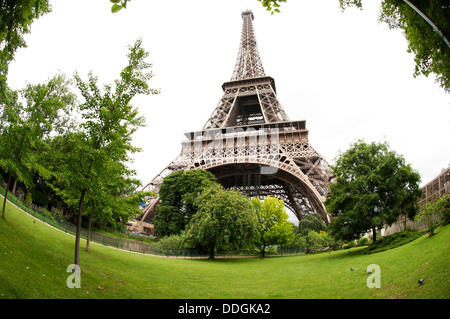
<box><xmin>133</xmin><ymin>11</ymin><xmax>332</xmax><ymax>234</ymax></box>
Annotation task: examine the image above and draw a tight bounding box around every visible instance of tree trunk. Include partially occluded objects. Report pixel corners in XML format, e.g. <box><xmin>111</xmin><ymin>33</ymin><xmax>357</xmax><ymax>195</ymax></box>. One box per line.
<box><xmin>3</xmin><ymin>133</ymin><xmax>26</xmax><ymax>219</ymax></box>
<box><xmin>372</xmin><ymin>227</ymin><xmax>377</xmax><ymax>242</ymax></box>
<box><xmin>74</xmin><ymin>189</ymin><xmax>86</xmax><ymax>266</ymax></box>
<box><xmin>12</xmin><ymin>178</ymin><xmax>17</xmax><ymax>195</ymax></box>
<box><xmin>261</xmin><ymin>244</ymin><xmax>266</xmax><ymax>258</ymax></box>
<box><xmin>86</xmin><ymin>208</ymin><xmax>94</xmax><ymax>253</ymax></box>
<box><xmin>208</xmin><ymin>244</ymin><xmax>215</xmax><ymax>259</ymax></box>
<box><xmin>2</xmin><ymin>174</ymin><xmax>12</xmax><ymax>219</ymax></box>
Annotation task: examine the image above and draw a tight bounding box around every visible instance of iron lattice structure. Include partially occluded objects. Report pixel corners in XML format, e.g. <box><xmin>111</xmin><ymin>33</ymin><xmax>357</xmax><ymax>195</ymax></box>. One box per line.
<box><xmin>135</xmin><ymin>11</ymin><xmax>332</xmax><ymax>232</ymax></box>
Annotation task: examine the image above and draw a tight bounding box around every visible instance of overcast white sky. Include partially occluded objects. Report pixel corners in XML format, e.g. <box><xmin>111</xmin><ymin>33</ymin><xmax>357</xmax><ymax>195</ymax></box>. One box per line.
<box><xmin>8</xmin><ymin>0</ymin><xmax>450</xmax><ymax>194</ymax></box>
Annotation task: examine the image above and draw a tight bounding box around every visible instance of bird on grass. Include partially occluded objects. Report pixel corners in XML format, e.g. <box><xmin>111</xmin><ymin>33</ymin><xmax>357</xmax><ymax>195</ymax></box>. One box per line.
<box><xmin>418</xmin><ymin>279</ymin><xmax>425</xmax><ymax>285</ymax></box>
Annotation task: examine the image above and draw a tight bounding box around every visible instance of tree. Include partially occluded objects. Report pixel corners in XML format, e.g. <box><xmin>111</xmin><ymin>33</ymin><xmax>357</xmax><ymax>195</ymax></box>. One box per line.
<box><xmin>257</xmin><ymin>0</ymin><xmax>287</xmax><ymax>14</ymax></box>
<box><xmin>154</xmin><ymin>169</ymin><xmax>217</xmax><ymax>237</ymax></box>
<box><xmin>50</xmin><ymin>38</ymin><xmax>159</xmax><ymax>266</ymax></box>
<box><xmin>325</xmin><ymin>140</ymin><xmax>421</xmax><ymax>242</ymax></box>
<box><xmin>397</xmin><ymin>174</ymin><xmax>422</xmax><ymax>230</ymax></box>
<box><xmin>415</xmin><ymin>201</ymin><xmax>440</xmax><ymax>237</ymax></box>
<box><xmin>415</xmin><ymin>194</ymin><xmax>450</xmax><ymax>237</ymax></box>
<box><xmin>0</xmin><ymin>74</ymin><xmax>76</xmax><ymax>219</ymax></box>
<box><xmin>341</xmin><ymin>0</ymin><xmax>450</xmax><ymax>93</ymax></box>
<box><xmin>306</xmin><ymin>230</ymin><xmax>324</xmax><ymax>253</ymax></box>
<box><xmin>436</xmin><ymin>194</ymin><xmax>450</xmax><ymax>225</ymax></box>
<box><xmin>0</xmin><ymin>0</ymin><xmax>51</xmax><ymax>95</ymax></box>
<box><xmin>110</xmin><ymin>0</ymin><xmax>130</xmax><ymax>13</ymax></box>
<box><xmin>251</xmin><ymin>196</ymin><xmax>294</xmax><ymax>257</ymax></box>
<box><xmin>258</xmin><ymin>0</ymin><xmax>450</xmax><ymax>93</ymax></box>
<box><xmin>184</xmin><ymin>183</ymin><xmax>259</xmax><ymax>259</ymax></box>
<box><xmin>83</xmin><ymin>164</ymin><xmax>153</xmax><ymax>252</ymax></box>
<box><xmin>297</xmin><ymin>214</ymin><xmax>326</xmax><ymax>236</ymax></box>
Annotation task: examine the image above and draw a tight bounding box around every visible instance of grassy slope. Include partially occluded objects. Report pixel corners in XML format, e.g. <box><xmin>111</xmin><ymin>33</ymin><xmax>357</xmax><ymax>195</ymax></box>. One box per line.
<box><xmin>0</xmin><ymin>198</ymin><xmax>449</xmax><ymax>299</ymax></box>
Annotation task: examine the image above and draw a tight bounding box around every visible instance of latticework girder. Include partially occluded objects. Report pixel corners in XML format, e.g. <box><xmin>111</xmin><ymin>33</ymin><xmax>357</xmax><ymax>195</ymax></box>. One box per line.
<box><xmin>135</xmin><ymin>10</ymin><xmax>332</xmax><ymax>232</ymax></box>
<box><xmin>230</xmin><ymin>11</ymin><xmax>265</xmax><ymax>81</ymax></box>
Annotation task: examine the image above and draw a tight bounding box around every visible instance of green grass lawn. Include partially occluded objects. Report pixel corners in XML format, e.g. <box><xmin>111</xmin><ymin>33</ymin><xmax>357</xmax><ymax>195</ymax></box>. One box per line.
<box><xmin>0</xmin><ymin>198</ymin><xmax>449</xmax><ymax>299</ymax></box>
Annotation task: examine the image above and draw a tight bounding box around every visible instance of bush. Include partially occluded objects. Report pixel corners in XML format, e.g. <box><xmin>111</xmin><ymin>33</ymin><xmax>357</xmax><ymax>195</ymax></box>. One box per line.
<box><xmin>364</xmin><ymin>230</ymin><xmax>422</xmax><ymax>254</ymax></box>
<box><xmin>358</xmin><ymin>237</ymin><xmax>369</xmax><ymax>246</ymax></box>
<box><xmin>307</xmin><ymin>230</ymin><xmax>324</xmax><ymax>253</ymax></box>
<box><xmin>158</xmin><ymin>234</ymin><xmax>184</xmax><ymax>251</ymax></box>
<box><xmin>415</xmin><ymin>201</ymin><xmax>441</xmax><ymax>237</ymax></box>
<box><xmin>297</xmin><ymin>214</ymin><xmax>326</xmax><ymax>236</ymax></box>
<box><xmin>25</xmin><ymin>192</ymin><xmax>32</xmax><ymax>208</ymax></box>
<box><xmin>436</xmin><ymin>195</ymin><xmax>450</xmax><ymax>225</ymax></box>
<box><xmin>31</xmin><ymin>190</ymin><xmax>48</xmax><ymax>207</ymax></box>
<box><xmin>38</xmin><ymin>208</ymin><xmax>57</xmax><ymax>224</ymax></box>
<box><xmin>290</xmin><ymin>234</ymin><xmax>307</xmax><ymax>251</ymax></box>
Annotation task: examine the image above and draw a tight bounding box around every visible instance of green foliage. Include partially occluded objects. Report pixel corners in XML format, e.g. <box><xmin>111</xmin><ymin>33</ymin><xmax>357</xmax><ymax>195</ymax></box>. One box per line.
<box><xmin>25</xmin><ymin>192</ymin><xmax>32</xmax><ymax>208</ymax></box>
<box><xmin>435</xmin><ymin>194</ymin><xmax>450</xmax><ymax>225</ymax></box>
<box><xmin>110</xmin><ymin>0</ymin><xmax>129</xmax><ymax>13</ymax></box>
<box><xmin>38</xmin><ymin>208</ymin><xmax>56</xmax><ymax>224</ymax></box>
<box><xmin>154</xmin><ymin>169</ymin><xmax>217</xmax><ymax>237</ymax></box>
<box><xmin>342</xmin><ymin>243</ymin><xmax>351</xmax><ymax>249</ymax></box>
<box><xmin>251</xmin><ymin>196</ymin><xmax>294</xmax><ymax>257</ymax></box>
<box><xmin>156</xmin><ymin>234</ymin><xmax>184</xmax><ymax>251</ymax></box>
<box><xmin>325</xmin><ymin>140</ymin><xmax>421</xmax><ymax>242</ymax></box>
<box><xmin>257</xmin><ymin>0</ymin><xmax>286</xmax><ymax>15</ymax></box>
<box><xmin>306</xmin><ymin>230</ymin><xmax>324</xmax><ymax>253</ymax></box>
<box><xmin>183</xmin><ymin>183</ymin><xmax>259</xmax><ymax>259</ymax></box>
<box><xmin>289</xmin><ymin>228</ymin><xmax>341</xmax><ymax>253</ymax></box>
<box><xmin>415</xmin><ymin>200</ymin><xmax>441</xmax><ymax>237</ymax></box>
<box><xmin>31</xmin><ymin>189</ymin><xmax>48</xmax><ymax>207</ymax></box>
<box><xmin>0</xmin><ymin>0</ymin><xmax>51</xmax><ymax>93</ymax></box>
<box><xmin>0</xmin><ymin>74</ymin><xmax>76</xmax><ymax>219</ymax></box>
<box><xmin>290</xmin><ymin>233</ymin><xmax>307</xmax><ymax>251</ymax></box>
<box><xmin>2</xmin><ymin>202</ymin><xmax>450</xmax><ymax>298</ymax></box>
<box><xmin>47</xmin><ymin>38</ymin><xmax>158</xmax><ymax>265</ymax></box>
<box><xmin>364</xmin><ymin>229</ymin><xmax>422</xmax><ymax>254</ymax></box>
<box><xmin>297</xmin><ymin>214</ymin><xmax>326</xmax><ymax>236</ymax></box>
<box><xmin>357</xmin><ymin>237</ymin><xmax>369</xmax><ymax>247</ymax></box>
<box><xmin>340</xmin><ymin>0</ymin><xmax>450</xmax><ymax>93</ymax></box>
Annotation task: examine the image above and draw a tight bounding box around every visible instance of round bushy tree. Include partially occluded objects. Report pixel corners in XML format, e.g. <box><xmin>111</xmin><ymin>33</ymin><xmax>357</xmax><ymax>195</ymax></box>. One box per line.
<box><xmin>325</xmin><ymin>140</ymin><xmax>421</xmax><ymax>242</ymax></box>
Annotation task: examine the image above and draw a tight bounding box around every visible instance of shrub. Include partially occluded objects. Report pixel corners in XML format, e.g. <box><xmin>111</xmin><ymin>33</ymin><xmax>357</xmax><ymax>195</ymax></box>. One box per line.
<box><xmin>158</xmin><ymin>234</ymin><xmax>184</xmax><ymax>250</ymax></box>
<box><xmin>307</xmin><ymin>230</ymin><xmax>324</xmax><ymax>253</ymax></box>
<box><xmin>38</xmin><ymin>208</ymin><xmax>57</xmax><ymax>224</ymax></box>
<box><xmin>364</xmin><ymin>229</ymin><xmax>421</xmax><ymax>254</ymax></box>
<box><xmin>25</xmin><ymin>192</ymin><xmax>32</xmax><ymax>208</ymax></box>
<box><xmin>358</xmin><ymin>237</ymin><xmax>369</xmax><ymax>246</ymax></box>
<box><xmin>297</xmin><ymin>214</ymin><xmax>326</xmax><ymax>236</ymax></box>
<box><xmin>415</xmin><ymin>202</ymin><xmax>441</xmax><ymax>237</ymax></box>
<box><xmin>290</xmin><ymin>234</ymin><xmax>307</xmax><ymax>251</ymax></box>
<box><xmin>436</xmin><ymin>195</ymin><xmax>450</xmax><ymax>225</ymax></box>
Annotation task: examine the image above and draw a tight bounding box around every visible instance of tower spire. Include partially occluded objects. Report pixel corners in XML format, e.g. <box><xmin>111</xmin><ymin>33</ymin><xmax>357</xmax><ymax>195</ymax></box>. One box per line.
<box><xmin>230</xmin><ymin>10</ymin><xmax>265</xmax><ymax>81</ymax></box>
<box><xmin>135</xmin><ymin>10</ymin><xmax>333</xmax><ymax>235</ymax></box>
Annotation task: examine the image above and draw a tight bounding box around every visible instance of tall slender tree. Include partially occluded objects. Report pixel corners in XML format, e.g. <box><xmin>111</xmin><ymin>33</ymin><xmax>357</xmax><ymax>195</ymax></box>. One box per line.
<box><xmin>50</xmin><ymin>38</ymin><xmax>159</xmax><ymax>266</ymax></box>
<box><xmin>251</xmin><ymin>196</ymin><xmax>294</xmax><ymax>257</ymax></box>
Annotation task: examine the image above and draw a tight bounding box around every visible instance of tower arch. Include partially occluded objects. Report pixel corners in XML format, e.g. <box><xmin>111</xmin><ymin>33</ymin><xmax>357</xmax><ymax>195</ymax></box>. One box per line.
<box><xmin>135</xmin><ymin>10</ymin><xmax>332</xmax><ymax>232</ymax></box>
